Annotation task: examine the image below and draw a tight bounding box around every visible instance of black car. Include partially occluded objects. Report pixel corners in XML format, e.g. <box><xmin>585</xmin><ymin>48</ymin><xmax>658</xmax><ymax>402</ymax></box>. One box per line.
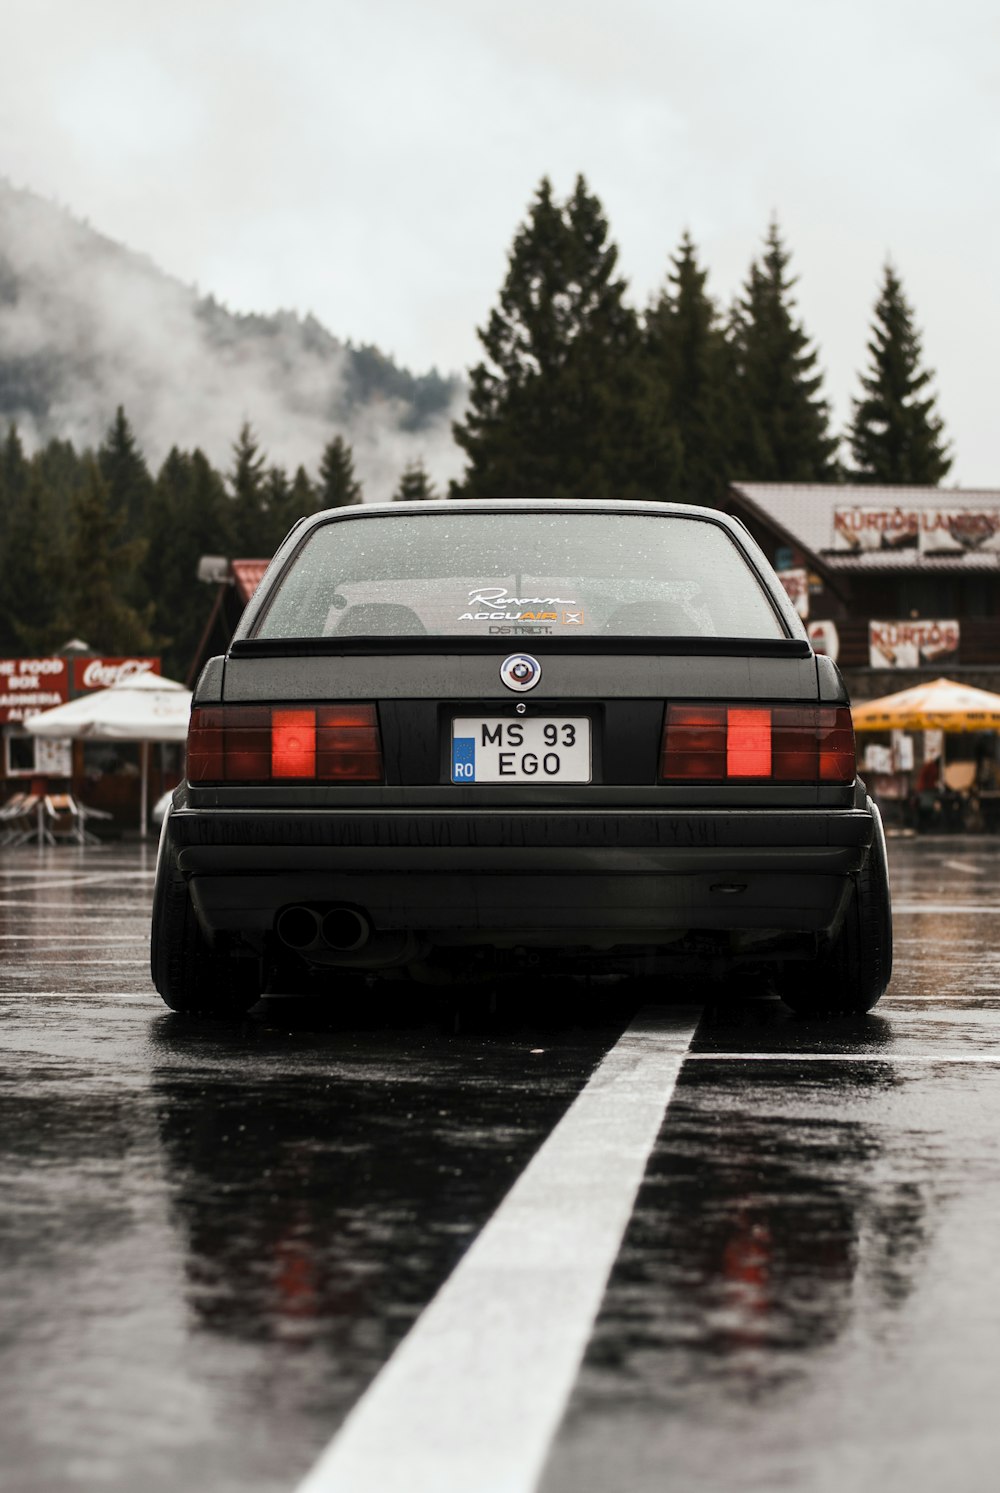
<box><xmin>151</xmin><ymin>499</ymin><xmax>891</xmax><ymax>1017</ymax></box>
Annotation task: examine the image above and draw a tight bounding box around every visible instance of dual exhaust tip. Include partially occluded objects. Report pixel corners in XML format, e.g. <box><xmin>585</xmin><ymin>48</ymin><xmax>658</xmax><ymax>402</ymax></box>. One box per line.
<box><xmin>276</xmin><ymin>904</ymin><xmax>371</xmax><ymax>953</ymax></box>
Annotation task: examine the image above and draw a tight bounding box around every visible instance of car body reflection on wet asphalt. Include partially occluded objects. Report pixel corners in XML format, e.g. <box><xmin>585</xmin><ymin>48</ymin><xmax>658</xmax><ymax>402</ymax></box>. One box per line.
<box><xmin>2</xmin><ymin>835</ymin><xmax>1000</xmax><ymax>1492</ymax></box>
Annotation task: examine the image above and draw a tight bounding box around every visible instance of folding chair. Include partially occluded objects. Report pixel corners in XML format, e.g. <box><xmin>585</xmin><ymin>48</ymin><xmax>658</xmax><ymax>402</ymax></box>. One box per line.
<box><xmin>3</xmin><ymin>794</ymin><xmax>47</xmax><ymax>846</ymax></box>
<box><xmin>45</xmin><ymin>794</ymin><xmax>92</xmax><ymax>845</ymax></box>
<box><xmin>78</xmin><ymin>800</ymin><xmax>113</xmax><ymax>840</ymax></box>
<box><xmin>0</xmin><ymin>792</ymin><xmax>29</xmax><ymax>846</ymax></box>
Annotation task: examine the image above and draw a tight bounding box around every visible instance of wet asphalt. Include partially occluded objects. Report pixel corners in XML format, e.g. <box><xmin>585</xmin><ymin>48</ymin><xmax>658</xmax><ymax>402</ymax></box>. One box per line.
<box><xmin>2</xmin><ymin>836</ymin><xmax>1000</xmax><ymax>1492</ymax></box>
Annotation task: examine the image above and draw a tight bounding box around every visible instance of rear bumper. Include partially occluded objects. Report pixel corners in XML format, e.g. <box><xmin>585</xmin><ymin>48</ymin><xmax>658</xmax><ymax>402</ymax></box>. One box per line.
<box><xmin>167</xmin><ymin>806</ymin><xmax>873</xmax><ymax>944</ymax></box>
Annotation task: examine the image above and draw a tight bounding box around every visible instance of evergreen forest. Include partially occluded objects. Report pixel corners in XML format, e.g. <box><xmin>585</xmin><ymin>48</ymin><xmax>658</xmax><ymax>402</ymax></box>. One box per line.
<box><xmin>0</xmin><ymin>174</ymin><xmax>953</xmax><ymax>676</ymax></box>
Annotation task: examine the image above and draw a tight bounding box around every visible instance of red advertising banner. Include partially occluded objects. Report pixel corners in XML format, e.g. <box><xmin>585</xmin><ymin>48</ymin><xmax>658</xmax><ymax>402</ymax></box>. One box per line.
<box><xmin>72</xmin><ymin>657</ymin><xmax>161</xmax><ymax>691</ymax></box>
<box><xmin>869</xmin><ymin>620</ymin><xmax>960</xmax><ymax>669</ymax></box>
<box><xmin>834</xmin><ymin>507</ymin><xmax>1000</xmax><ymax>555</ymax></box>
<box><xmin>0</xmin><ymin>657</ymin><xmax>70</xmax><ymax>724</ymax></box>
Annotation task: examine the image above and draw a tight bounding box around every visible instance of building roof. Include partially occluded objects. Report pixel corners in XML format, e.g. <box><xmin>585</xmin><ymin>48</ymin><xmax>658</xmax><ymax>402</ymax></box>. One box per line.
<box><xmin>230</xmin><ymin>560</ymin><xmax>270</xmax><ymax>604</ymax></box>
<box><xmin>823</xmin><ymin>550</ymin><xmax>1000</xmax><ymax>573</ymax></box>
<box><xmin>730</xmin><ymin>483</ymin><xmax>1000</xmax><ymax>573</ymax></box>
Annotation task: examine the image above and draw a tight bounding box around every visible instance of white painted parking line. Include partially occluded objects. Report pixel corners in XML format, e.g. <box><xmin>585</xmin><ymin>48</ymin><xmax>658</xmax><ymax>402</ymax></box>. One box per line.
<box><xmin>0</xmin><ymin>991</ymin><xmax>154</xmax><ymax>1003</ymax></box>
<box><xmin>0</xmin><ymin>865</ymin><xmax>157</xmax><ymax>871</ymax></box>
<box><xmin>0</xmin><ymin>873</ymin><xmax>156</xmax><ymax>889</ymax></box>
<box><xmin>294</xmin><ymin>1006</ymin><xmax>700</xmax><ymax>1493</ymax></box>
<box><xmin>2</xmin><ymin>958</ymin><xmax>148</xmax><ymax>966</ymax></box>
<box><xmin>0</xmin><ymin>991</ymin><xmax>155</xmax><ymax>1001</ymax></box>
<box><xmin>893</xmin><ymin>903</ymin><xmax>1000</xmax><ymax>914</ymax></box>
<box><xmin>0</xmin><ymin>936</ymin><xmax>148</xmax><ymax>944</ymax></box>
<box><xmin>0</xmin><ymin>901</ymin><xmax>153</xmax><ymax>910</ymax></box>
<box><xmin>940</xmin><ymin>858</ymin><xmax>985</xmax><ymax>875</ymax></box>
<box><xmin>685</xmin><ymin>1052</ymin><xmax>1000</xmax><ymax>1063</ymax></box>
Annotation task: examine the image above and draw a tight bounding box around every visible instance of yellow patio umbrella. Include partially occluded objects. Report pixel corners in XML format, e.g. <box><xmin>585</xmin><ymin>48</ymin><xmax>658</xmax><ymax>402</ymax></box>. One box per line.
<box><xmin>852</xmin><ymin>676</ymin><xmax>1000</xmax><ymax>733</ymax></box>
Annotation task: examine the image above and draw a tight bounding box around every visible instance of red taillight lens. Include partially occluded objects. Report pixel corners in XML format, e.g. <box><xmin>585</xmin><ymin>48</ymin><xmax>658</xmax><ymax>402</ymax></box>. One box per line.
<box><xmin>187</xmin><ymin>705</ymin><xmax>383</xmax><ymax>783</ymax></box>
<box><xmin>727</xmin><ymin>708</ymin><xmax>771</xmax><ymax>778</ymax></box>
<box><xmin>226</xmin><ymin>707</ymin><xmax>271</xmax><ymax>781</ymax></box>
<box><xmin>317</xmin><ymin>705</ymin><xmax>382</xmax><ymax>780</ymax></box>
<box><xmin>772</xmin><ymin>707</ymin><xmax>819</xmax><ymax>780</ymax></box>
<box><xmin>772</xmin><ymin>706</ymin><xmax>856</xmax><ymax>783</ymax></box>
<box><xmin>187</xmin><ymin>706</ymin><xmax>225</xmax><ymax>783</ymax></box>
<box><xmin>272</xmin><ymin>709</ymin><xmax>316</xmax><ymax>778</ymax></box>
<box><xmin>817</xmin><ymin>707</ymin><xmax>856</xmax><ymax>783</ymax></box>
<box><xmin>660</xmin><ymin>705</ymin><xmax>726</xmax><ymax>779</ymax></box>
<box><xmin>661</xmin><ymin>704</ymin><xmax>855</xmax><ymax>783</ymax></box>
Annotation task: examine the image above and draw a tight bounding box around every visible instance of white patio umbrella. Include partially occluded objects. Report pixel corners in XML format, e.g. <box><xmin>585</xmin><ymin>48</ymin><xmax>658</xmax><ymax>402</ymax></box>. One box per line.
<box><xmin>24</xmin><ymin>672</ymin><xmax>192</xmax><ymax>837</ymax></box>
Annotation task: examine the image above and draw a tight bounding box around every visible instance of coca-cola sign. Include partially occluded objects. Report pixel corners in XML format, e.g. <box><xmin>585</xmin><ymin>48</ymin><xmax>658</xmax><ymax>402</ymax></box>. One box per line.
<box><xmin>73</xmin><ymin>657</ymin><xmax>161</xmax><ymax>691</ymax></box>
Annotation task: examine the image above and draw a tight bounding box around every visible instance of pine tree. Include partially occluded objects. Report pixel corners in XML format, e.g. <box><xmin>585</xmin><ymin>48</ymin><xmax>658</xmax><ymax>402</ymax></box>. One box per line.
<box><xmin>142</xmin><ymin>447</ymin><xmax>231</xmax><ymax>678</ymax></box>
<box><xmin>0</xmin><ymin>423</ymin><xmax>28</xmax><ymax>572</ymax></box>
<box><xmin>317</xmin><ymin>436</ymin><xmax>362</xmax><ymax>507</ymax></box>
<box><xmin>728</xmin><ymin>221</ymin><xmax>838</xmax><ymax>481</ymax></box>
<box><xmin>0</xmin><ymin>465</ymin><xmax>67</xmax><ymax>652</ymax></box>
<box><xmin>32</xmin><ymin>437</ymin><xmax>87</xmax><ymax>530</ymax></box>
<box><xmin>290</xmin><ymin>464</ymin><xmax>315</xmax><ymax>513</ymax></box>
<box><xmin>98</xmin><ymin>405</ymin><xmax>154</xmax><ymax>531</ymax></box>
<box><xmin>451</xmin><ymin>175</ymin><xmax>680</xmax><ymax>500</ymax></box>
<box><xmin>1</xmin><ymin>423</ymin><xmax>28</xmax><ymax>504</ymax></box>
<box><xmin>393</xmin><ymin>458</ymin><xmax>437</xmax><ymax>501</ymax></box>
<box><xmin>645</xmin><ymin>232</ymin><xmax>731</xmax><ymax>506</ymax></box>
<box><xmin>62</xmin><ymin>458</ymin><xmax>152</xmax><ymax>652</ymax></box>
<box><xmin>263</xmin><ymin>465</ymin><xmax>293</xmax><ymax>541</ymax></box>
<box><xmin>227</xmin><ymin>421</ymin><xmax>269</xmax><ymax>555</ymax></box>
<box><xmin>849</xmin><ymin>263</ymin><xmax>951</xmax><ymax>484</ymax></box>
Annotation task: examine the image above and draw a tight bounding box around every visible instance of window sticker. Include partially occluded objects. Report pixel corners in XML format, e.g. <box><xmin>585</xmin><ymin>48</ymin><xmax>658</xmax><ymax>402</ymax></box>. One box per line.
<box><xmin>488</xmin><ymin>625</ymin><xmax>553</xmax><ymax>636</ymax></box>
<box><xmin>457</xmin><ymin>585</ymin><xmax>579</xmax><ymax>624</ymax></box>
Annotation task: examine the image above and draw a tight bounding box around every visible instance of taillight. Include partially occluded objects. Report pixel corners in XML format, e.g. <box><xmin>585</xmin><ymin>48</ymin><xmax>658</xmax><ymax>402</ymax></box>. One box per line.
<box><xmin>661</xmin><ymin>704</ymin><xmax>854</xmax><ymax>783</ymax></box>
<box><xmin>187</xmin><ymin>705</ymin><xmax>383</xmax><ymax>783</ymax></box>
<box><xmin>660</xmin><ymin>706</ymin><xmax>726</xmax><ymax>780</ymax></box>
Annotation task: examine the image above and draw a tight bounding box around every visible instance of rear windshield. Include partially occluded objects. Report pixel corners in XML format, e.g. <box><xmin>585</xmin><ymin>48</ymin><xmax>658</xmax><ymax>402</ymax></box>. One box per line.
<box><xmin>253</xmin><ymin>511</ymin><xmax>785</xmax><ymax>640</ymax></box>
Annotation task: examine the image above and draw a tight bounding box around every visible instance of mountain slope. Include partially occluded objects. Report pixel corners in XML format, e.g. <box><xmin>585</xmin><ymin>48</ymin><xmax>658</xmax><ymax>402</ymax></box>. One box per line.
<box><xmin>0</xmin><ymin>179</ymin><xmax>464</xmax><ymax>494</ymax></box>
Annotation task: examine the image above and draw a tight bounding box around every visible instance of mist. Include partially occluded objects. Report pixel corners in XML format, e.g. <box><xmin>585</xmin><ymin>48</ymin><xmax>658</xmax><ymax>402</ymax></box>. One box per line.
<box><xmin>0</xmin><ymin>180</ymin><xmax>467</xmax><ymax>499</ymax></box>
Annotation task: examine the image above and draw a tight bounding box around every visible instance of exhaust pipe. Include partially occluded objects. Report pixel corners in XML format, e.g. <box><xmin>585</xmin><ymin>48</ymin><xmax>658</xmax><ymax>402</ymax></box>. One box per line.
<box><xmin>275</xmin><ymin>905</ymin><xmax>323</xmax><ymax>950</ymax></box>
<box><xmin>276</xmin><ymin>904</ymin><xmax>372</xmax><ymax>954</ymax></box>
<box><xmin>321</xmin><ymin>906</ymin><xmax>371</xmax><ymax>952</ymax></box>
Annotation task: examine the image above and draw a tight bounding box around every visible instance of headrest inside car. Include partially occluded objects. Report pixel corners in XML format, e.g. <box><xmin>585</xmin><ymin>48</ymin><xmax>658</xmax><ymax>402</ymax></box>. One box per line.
<box><xmin>335</xmin><ymin>603</ymin><xmax>428</xmax><ymax>635</ymax></box>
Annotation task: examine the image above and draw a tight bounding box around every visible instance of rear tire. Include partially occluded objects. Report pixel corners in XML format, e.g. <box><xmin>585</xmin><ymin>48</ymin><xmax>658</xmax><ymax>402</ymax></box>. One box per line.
<box><xmin>781</xmin><ymin>800</ymin><xmax>892</xmax><ymax>1017</ymax></box>
<box><xmin>150</xmin><ymin>829</ymin><xmax>261</xmax><ymax>1016</ymax></box>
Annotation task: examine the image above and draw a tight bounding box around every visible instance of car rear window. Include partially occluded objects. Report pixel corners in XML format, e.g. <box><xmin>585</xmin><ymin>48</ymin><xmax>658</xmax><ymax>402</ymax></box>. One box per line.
<box><xmin>253</xmin><ymin>511</ymin><xmax>786</xmax><ymax>640</ymax></box>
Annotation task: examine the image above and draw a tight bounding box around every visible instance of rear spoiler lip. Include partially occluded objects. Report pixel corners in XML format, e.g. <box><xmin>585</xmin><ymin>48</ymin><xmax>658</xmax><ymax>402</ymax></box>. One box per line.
<box><xmin>228</xmin><ymin>635</ymin><xmax>812</xmax><ymax>660</ymax></box>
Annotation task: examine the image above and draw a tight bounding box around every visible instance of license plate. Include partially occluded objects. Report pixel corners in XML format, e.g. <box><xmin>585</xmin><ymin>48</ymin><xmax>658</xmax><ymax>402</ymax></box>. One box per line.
<box><xmin>451</xmin><ymin>717</ymin><xmax>591</xmax><ymax>783</ymax></box>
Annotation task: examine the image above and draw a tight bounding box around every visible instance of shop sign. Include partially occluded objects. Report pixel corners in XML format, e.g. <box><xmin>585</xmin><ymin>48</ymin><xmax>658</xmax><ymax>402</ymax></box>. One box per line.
<box><xmin>833</xmin><ymin>507</ymin><xmax>1000</xmax><ymax>555</ymax></box>
<box><xmin>0</xmin><ymin>657</ymin><xmax>69</xmax><ymax>724</ymax></box>
<box><xmin>863</xmin><ymin>743</ymin><xmax>894</xmax><ymax>775</ymax></box>
<box><xmin>869</xmin><ymin>620</ymin><xmax>959</xmax><ymax>669</ymax></box>
<box><xmin>73</xmin><ymin>657</ymin><xmax>161</xmax><ymax>691</ymax></box>
<box><xmin>891</xmin><ymin>731</ymin><xmax>915</xmax><ymax>772</ymax></box>
<box><xmin>777</xmin><ymin>567</ymin><xmax>809</xmax><ymax>619</ymax></box>
<box><xmin>35</xmin><ymin>738</ymin><xmax>73</xmax><ymax>776</ymax></box>
<box><xmin>807</xmin><ymin>620</ymin><xmax>840</xmax><ymax>661</ymax></box>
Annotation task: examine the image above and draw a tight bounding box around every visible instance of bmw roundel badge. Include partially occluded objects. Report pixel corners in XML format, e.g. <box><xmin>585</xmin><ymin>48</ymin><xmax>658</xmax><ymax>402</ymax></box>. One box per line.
<box><xmin>500</xmin><ymin>653</ymin><xmax>542</xmax><ymax>693</ymax></box>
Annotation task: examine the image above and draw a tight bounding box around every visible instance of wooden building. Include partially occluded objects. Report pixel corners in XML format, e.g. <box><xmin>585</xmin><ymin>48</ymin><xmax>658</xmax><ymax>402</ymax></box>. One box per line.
<box><xmin>725</xmin><ymin>483</ymin><xmax>1000</xmax><ymax>701</ymax></box>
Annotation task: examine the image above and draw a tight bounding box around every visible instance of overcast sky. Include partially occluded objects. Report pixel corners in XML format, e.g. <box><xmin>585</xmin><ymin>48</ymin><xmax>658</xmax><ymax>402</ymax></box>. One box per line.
<box><xmin>2</xmin><ymin>0</ymin><xmax>998</xmax><ymax>482</ymax></box>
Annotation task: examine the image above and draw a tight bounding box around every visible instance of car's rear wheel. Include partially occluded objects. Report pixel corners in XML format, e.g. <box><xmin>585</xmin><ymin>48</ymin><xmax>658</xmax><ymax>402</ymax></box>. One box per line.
<box><xmin>151</xmin><ymin>834</ymin><xmax>261</xmax><ymax>1016</ymax></box>
<box><xmin>780</xmin><ymin>801</ymin><xmax>892</xmax><ymax>1017</ymax></box>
